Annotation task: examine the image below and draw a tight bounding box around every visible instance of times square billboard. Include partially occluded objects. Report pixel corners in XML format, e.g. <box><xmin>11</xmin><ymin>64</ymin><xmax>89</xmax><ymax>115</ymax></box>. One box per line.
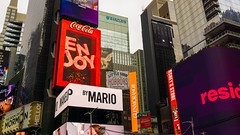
<box><xmin>52</xmin><ymin>19</ymin><xmax>101</xmax><ymax>88</ymax></box>
<box><xmin>167</xmin><ymin>46</ymin><xmax>240</xmax><ymax>135</ymax></box>
<box><xmin>53</xmin><ymin>122</ymin><xmax>124</xmax><ymax>135</ymax></box>
<box><xmin>60</xmin><ymin>0</ymin><xmax>98</xmax><ymax>27</ymax></box>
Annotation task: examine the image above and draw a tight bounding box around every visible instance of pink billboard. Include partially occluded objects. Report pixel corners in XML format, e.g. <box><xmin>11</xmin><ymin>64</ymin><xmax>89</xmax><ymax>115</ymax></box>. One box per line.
<box><xmin>53</xmin><ymin>122</ymin><xmax>124</xmax><ymax>135</ymax></box>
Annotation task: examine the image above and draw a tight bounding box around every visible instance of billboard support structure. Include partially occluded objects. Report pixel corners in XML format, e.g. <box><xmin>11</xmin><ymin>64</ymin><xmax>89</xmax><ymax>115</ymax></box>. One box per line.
<box><xmin>84</xmin><ymin>107</ymin><xmax>98</xmax><ymax>135</ymax></box>
<box><xmin>181</xmin><ymin>117</ymin><xmax>195</xmax><ymax>135</ymax></box>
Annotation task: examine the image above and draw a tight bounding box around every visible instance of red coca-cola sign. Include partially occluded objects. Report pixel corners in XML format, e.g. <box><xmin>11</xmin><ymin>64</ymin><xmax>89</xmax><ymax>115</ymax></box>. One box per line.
<box><xmin>52</xmin><ymin>19</ymin><xmax>101</xmax><ymax>89</ymax></box>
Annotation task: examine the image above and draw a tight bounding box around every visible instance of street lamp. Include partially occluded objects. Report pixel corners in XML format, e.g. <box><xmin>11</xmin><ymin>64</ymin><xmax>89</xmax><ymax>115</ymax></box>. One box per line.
<box><xmin>84</xmin><ymin>107</ymin><xmax>98</xmax><ymax>135</ymax></box>
<box><xmin>182</xmin><ymin>117</ymin><xmax>195</xmax><ymax>135</ymax></box>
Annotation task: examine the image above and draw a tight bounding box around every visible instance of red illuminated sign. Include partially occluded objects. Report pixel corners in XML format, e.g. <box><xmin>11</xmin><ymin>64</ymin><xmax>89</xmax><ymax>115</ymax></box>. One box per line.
<box><xmin>52</xmin><ymin>19</ymin><xmax>101</xmax><ymax>88</ymax></box>
<box><xmin>200</xmin><ymin>82</ymin><xmax>240</xmax><ymax>105</ymax></box>
<box><xmin>166</xmin><ymin>69</ymin><xmax>181</xmax><ymax>135</ymax></box>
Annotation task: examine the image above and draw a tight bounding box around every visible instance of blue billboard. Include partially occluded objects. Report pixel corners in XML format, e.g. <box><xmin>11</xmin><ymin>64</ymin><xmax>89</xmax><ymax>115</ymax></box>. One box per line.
<box><xmin>60</xmin><ymin>0</ymin><xmax>98</xmax><ymax>27</ymax></box>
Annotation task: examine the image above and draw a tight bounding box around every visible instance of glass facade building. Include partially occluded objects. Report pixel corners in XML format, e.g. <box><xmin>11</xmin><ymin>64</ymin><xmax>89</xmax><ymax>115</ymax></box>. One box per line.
<box><xmin>174</xmin><ymin>0</ymin><xmax>240</xmax><ymax>57</ymax></box>
<box><xmin>99</xmin><ymin>11</ymin><xmax>130</xmax><ymax>53</ymax></box>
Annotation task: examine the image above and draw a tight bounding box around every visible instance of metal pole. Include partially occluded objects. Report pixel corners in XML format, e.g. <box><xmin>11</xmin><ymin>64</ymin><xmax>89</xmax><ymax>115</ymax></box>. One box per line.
<box><xmin>84</xmin><ymin>107</ymin><xmax>98</xmax><ymax>135</ymax></box>
<box><xmin>191</xmin><ymin>117</ymin><xmax>195</xmax><ymax>135</ymax></box>
<box><xmin>90</xmin><ymin>113</ymin><xmax>92</xmax><ymax>135</ymax></box>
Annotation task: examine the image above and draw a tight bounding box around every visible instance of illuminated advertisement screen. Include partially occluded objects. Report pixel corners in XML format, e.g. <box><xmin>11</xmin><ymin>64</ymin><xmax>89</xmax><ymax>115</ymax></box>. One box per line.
<box><xmin>53</xmin><ymin>19</ymin><xmax>101</xmax><ymax>88</ymax></box>
<box><xmin>167</xmin><ymin>47</ymin><xmax>240</xmax><ymax>135</ymax></box>
<box><xmin>0</xmin><ymin>84</ymin><xmax>16</xmax><ymax>116</ymax></box>
<box><xmin>0</xmin><ymin>50</ymin><xmax>10</xmax><ymax>85</ymax></box>
<box><xmin>60</xmin><ymin>0</ymin><xmax>98</xmax><ymax>27</ymax></box>
<box><xmin>53</xmin><ymin>122</ymin><xmax>124</xmax><ymax>135</ymax></box>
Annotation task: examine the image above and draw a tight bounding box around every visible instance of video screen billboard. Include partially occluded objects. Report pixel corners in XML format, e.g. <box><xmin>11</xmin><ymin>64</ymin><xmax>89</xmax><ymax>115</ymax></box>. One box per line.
<box><xmin>52</xmin><ymin>19</ymin><xmax>101</xmax><ymax>88</ymax></box>
<box><xmin>60</xmin><ymin>0</ymin><xmax>98</xmax><ymax>27</ymax></box>
<box><xmin>167</xmin><ymin>47</ymin><xmax>240</xmax><ymax>135</ymax></box>
<box><xmin>0</xmin><ymin>50</ymin><xmax>10</xmax><ymax>85</ymax></box>
<box><xmin>0</xmin><ymin>84</ymin><xmax>16</xmax><ymax>116</ymax></box>
<box><xmin>53</xmin><ymin>122</ymin><xmax>124</xmax><ymax>135</ymax></box>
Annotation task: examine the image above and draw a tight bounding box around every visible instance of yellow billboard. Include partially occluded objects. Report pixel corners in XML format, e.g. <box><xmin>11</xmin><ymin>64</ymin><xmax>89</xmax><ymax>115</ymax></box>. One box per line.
<box><xmin>129</xmin><ymin>72</ymin><xmax>139</xmax><ymax>132</ymax></box>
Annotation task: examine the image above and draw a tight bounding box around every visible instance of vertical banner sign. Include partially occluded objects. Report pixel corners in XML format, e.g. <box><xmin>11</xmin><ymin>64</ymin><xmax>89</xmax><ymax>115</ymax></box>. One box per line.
<box><xmin>166</xmin><ymin>69</ymin><xmax>181</xmax><ymax>135</ymax></box>
<box><xmin>52</xmin><ymin>19</ymin><xmax>101</xmax><ymax>88</ymax></box>
<box><xmin>129</xmin><ymin>72</ymin><xmax>139</xmax><ymax>132</ymax></box>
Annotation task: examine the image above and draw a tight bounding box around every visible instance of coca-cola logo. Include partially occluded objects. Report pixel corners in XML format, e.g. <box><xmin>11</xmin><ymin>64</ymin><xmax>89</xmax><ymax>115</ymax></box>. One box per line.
<box><xmin>70</xmin><ymin>22</ymin><xmax>93</xmax><ymax>34</ymax></box>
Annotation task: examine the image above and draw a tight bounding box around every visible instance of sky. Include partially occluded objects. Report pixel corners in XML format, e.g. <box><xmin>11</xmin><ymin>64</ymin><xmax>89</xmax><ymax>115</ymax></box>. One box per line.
<box><xmin>0</xmin><ymin>0</ymin><xmax>152</xmax><ymax>53</ymax></box>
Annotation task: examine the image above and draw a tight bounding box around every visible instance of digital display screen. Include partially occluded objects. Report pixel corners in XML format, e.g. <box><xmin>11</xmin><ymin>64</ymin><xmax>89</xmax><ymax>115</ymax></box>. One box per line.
<box><xmin>60</xmin><ymin>0</ymin><xmax>98</xmax><ymax>27</ymax></box>
<box><xmin>168</xmin><ymin>47</ymin><xmax>240</xmax><ymax>135</ymax></box>
<box><xmin>52</xmin><ymin>19</ymin><xmax>101</xmax><ymax>88</ymax></box>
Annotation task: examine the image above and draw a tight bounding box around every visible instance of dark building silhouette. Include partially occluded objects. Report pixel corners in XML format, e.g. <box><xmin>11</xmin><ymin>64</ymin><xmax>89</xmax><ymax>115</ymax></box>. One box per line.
<box><xmin>141</xmin><ymin>4</ymin><xmax>176</xmax><ymax>134</ymax></box>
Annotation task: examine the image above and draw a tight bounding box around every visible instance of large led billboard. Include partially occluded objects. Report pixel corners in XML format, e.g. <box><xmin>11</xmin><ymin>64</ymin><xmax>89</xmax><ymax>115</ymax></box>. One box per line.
<box><xmin>55</xmin><ymin>83</ymin><xmax>123</xmax><ymax>117</ymax></box>
<box><xmin>60</xmin><ymin>0</ymin><xmax>98</xmax><ymax>27</ymax></box>
<box><xmin>0</xmin><ymin>84</ymin><xmax>16</xmax><ymax>116</ymax></box>
<box><xmin>52</xmin><ymin>19</ymin><xmax>101</xmax><ymax>88</ymax></box>
<box><xmin>167</xmin><ymin>47</ymin><xmax>240</xmax><ymax>135</ymax></box>
<box><xmin>0</xmin><ymin>50</ymin><xmax>10</xmax><ymax>85</ymax></box>
<box><xmin>53</xmin><ymin>122</ymin><xmax>124</xmax><ymax>135</ymax></box>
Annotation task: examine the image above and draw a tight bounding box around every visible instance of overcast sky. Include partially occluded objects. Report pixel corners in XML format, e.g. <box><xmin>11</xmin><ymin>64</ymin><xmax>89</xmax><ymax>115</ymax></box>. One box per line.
<box><xmin>0</xmin><ymin>0</ymin><xmax>152</xmax><ymax>53</ymax></box>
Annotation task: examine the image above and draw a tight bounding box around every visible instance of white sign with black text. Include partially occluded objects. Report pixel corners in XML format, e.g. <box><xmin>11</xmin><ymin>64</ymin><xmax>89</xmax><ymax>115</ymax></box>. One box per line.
<box><xmin>55</xmin><ymin>83</ymin><xmax>123</xmax><ymax>117</ymax></box>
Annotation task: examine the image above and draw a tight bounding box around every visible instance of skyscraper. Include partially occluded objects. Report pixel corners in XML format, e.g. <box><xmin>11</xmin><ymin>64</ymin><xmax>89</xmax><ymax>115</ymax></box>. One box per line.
<box><xmin>141</xmin><ymin>0</ymin><xmax>178</xmax><ymax>133</ymax></box>
<box><xmin>99</xmin><ymin>11</ymin><xmax>130</xmax><ymax>53</ymax></box>
<box><xmin>5</xmin><ymin>13</ymin><xmax>26</xmax><ymax>84</ymax></box>
<box><xmin>0</xmin><ymin>0</ymin><xmax>18</xmax><ymax>50</ymax></box>
<box><xmin>132</xmin><ymin>49</ymin><xmax>148</xmax><ymax>112</ymax></box>
<box><xmin>174</xmin><ymin>0</ymin><xmax>240</xmax><ymax>57</ymax></box>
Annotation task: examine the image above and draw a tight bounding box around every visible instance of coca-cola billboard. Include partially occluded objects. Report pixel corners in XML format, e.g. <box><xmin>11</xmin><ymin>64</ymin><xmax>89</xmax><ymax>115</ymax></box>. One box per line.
<box><xmin>60</xmin><ymin>0</ymin><xmax>98</xmax><ymax>27</ymax></box>
<box><xmin>69</xmin><ymin>22</ymin><xmax>94</xmax><ymax>34</ymax></box>
<box><xmin>52</xmin><ymin>19</ymin><xmax>101</xmax><ymax>89</ymax></box>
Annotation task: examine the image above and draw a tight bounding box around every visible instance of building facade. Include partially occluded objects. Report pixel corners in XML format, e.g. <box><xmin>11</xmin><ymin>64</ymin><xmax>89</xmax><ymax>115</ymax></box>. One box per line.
<box><xmin>99</xmin><ymin>11</ymin><xmax>130</xmax><ymax>53</ymax></box>
<box><xmin>141</xmin><ymin>1</ymin><xmax>177</xmax><ymax>133</ymax></box>
<box><xmin>132</xmin><ymin>50</ymin><xmax>148</xmax><ymax>113</ymax></box>
<box><xmin>174</xmin><ymin>0</ymin><xmax>240</xmax><ymax>57</ymax></box>
<box><xmin>5</xmin><ymin>13</ymin><xmax>26</xmax><ymax>84</ymax></box>
<box><xmin>0</xmin><ymin>0</ymin><xmax>18</xmax><ymax>50</ymax></box>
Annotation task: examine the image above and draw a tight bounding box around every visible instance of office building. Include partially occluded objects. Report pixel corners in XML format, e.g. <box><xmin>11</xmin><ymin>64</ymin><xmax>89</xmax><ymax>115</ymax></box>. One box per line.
<box><xmin>0</xmin><ymin>0</ymin><xmax>26</xmax><ymax>84</ymax></box>
<box><xmin>132</xmin><ymin>49</ymin><xmax>148</xmax><ymax>113</ymax></box>
<box><xmin>174</xmin><ymin>0</ymin><xmax>240</xmax><ymax>57</ymax></box>
<box><xmin>99</xmin><ymin>11</ymin><xmax>130</xmax><ymax>53</ymax></box>
<box><xmin>0</xmin><ymin>0</ymin><xmax>18</xmax><ymax>50</ymax></box>
<box><xmin>141</xmin><ymin>0</ymin><xmax>180</xmax><ymax>133</ymax></box>
<box><xmin>5</xmin><ymin>13</ymin><xmax>26</xmax><ymax>84</ymax></box>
